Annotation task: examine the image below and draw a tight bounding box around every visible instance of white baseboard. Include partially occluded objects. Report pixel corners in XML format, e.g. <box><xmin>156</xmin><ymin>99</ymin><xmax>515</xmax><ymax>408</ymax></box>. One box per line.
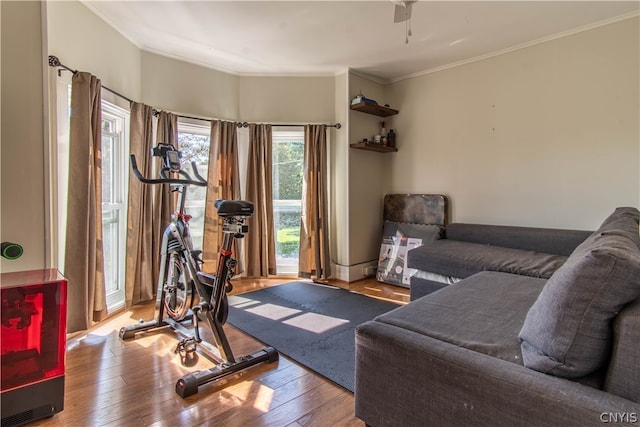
<box><xmin>331</xmin><ymin>260</ymin><xmax>378</xmax><ymax>282</ymax></box>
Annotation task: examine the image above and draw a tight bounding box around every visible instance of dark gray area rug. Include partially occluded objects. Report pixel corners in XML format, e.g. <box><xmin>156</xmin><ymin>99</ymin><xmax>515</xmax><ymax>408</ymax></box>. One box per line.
<box><xmin>227</xmin><ymin>281</ymin><xmax>399</xmax><ymax>392</ymax></box>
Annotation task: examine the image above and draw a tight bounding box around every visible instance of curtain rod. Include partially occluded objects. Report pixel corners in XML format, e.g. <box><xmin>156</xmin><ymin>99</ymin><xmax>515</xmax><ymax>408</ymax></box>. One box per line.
<box><xmin>48</xmin><ymin>55</ymin><xmax>341</xmax><ymax>129</ymax></box>
<box><xmin>152</xmin><ymin>112</ymin><xmax>340</xmax><ymax>129</ymax></box>
<box><xmin>48</xmin><ymin>55</ymin><xmax>135</xmax><ymax>104</ymax></box>
<box><xmin>235</xmin><ymin>121</ymin><xmax>341</xmax><ymax>129</ymax></box>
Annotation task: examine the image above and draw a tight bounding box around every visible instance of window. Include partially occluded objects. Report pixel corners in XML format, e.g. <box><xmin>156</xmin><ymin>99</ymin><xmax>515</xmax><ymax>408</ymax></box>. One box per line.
<box><xmin>174</xmin><ymin>122</ymin><xmax>304</xmax><ymax>276</ymax></box>
<box><xmin>177</xmin><ymin>121</ymin><xmax>211</xmax><ymax>250</ymax></box>
<box><xmin>272</xmin><ymin>128</ymin><xmax>304</xmax><ymax>275</ymax></box>
<box><xmin>101</xmin><ymin>101</ymin><xmax>129</xmax><ymax>311</ymax></box>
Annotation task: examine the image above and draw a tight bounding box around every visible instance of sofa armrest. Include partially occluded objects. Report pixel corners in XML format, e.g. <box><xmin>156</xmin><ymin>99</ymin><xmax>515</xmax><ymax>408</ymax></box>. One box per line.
<box><xmin>355</xmin><ymin>321</ymin><xmax>640</xmax><ymax>427</ymax></box>
<box><xmin>605</xmin><ymin>299</ymin><xmax>640</xmax><ymax>403</ymax></box>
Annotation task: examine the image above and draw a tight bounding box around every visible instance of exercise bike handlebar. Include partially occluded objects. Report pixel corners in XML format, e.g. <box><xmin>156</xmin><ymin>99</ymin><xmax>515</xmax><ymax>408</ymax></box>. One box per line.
<box><xmin>130</xmin><ymin>154</ymin><xmax>208</xmax><ymax>187</ymax></box>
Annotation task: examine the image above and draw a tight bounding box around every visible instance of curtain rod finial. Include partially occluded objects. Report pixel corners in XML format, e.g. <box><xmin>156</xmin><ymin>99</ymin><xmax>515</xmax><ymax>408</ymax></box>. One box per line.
<box><xmin>335</xmin><ymin>123</ymin><xmax>342</xmax><ymax>129</ymax></box>
<box><xmin>48</xmin><ymin>55</ymin><xmax>61</xmax><ymax>67</ymax></box>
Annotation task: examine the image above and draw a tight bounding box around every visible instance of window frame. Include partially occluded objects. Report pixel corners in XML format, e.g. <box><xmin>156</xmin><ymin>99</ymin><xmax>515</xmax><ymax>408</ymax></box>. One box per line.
<box><xmin>272</xmin><ymin>127</ymin><xmax>305</xmax><ymax>276</ymax></box>
<box><xmin>101</xmin><ymin>100</ymin><xmax>130</xmax><ymax>312</ymax></box>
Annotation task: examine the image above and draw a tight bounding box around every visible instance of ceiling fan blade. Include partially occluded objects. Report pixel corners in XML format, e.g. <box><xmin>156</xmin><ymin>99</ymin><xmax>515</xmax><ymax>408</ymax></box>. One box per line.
<box><xmin>393</xmin><ymin>2</ymin><xmax>413</xmax><ymax>23</ymax></box>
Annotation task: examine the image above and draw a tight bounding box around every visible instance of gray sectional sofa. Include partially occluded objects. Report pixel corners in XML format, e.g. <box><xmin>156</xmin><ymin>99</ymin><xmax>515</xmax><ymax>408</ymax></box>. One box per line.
<box><xmin>355</xmin><ymin>207</ymin><xmax>640</xmax><ymax>426</ymax></box>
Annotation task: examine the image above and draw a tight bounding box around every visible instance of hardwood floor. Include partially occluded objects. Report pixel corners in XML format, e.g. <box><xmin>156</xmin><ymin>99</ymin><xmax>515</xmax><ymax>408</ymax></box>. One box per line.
<box><xmin>32</xmin><ymin>277</ymin><xmax>409</xmax><ymax>427</ymax></box>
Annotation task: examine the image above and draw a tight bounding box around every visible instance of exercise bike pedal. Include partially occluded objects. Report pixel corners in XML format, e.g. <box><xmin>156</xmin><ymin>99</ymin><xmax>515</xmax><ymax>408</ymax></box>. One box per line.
<box><xmin>175</xmin><ymin>338</ymin><xmax>198</xmax><ymax>356</ymax></box>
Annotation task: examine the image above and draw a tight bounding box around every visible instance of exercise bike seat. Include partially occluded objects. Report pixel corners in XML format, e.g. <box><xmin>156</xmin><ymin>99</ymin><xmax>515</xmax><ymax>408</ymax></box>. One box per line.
<box><xmin>215</xmin><ymin>199</ymin><xmax>254</xmax><ymax>217</ymax></box>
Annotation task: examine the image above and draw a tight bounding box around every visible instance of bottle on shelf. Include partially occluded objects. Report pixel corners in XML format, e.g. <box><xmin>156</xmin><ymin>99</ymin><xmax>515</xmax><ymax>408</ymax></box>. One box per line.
<box><xmin>387</xmin><ymin>129</ymin><xmax>396</xmax><ymax>148</ymax></box>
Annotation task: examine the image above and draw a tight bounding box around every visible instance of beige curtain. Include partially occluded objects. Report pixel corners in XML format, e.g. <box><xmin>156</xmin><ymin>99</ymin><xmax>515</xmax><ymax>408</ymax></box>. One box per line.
<box><xmin>202</xmin><ymin>120</ymin><xmax>241</xmax><ymax>273</ymax></box>
<box><xmin>299</xmin><ymin>124</ymin><xmax>331</xmax><ymax>280</ymax></box>
<box><xmin>245</xmin><ymin>124</ymin><xmax>276</xmax><ymax>277</ymax></box>
<box><xmin>124</xmin><ymin>103</ymin><xmax>155</xmax><ymax>307</ymax></box>
<box><xmin>64</xmin><ymin>72</ymin><xmax>107</xmax><ymax>332</ymax></box>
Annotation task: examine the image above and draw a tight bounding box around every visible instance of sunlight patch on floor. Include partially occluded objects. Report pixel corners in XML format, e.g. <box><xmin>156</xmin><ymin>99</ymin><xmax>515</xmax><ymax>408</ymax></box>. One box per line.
<box><xmin>229</xmin><ymin>295</ymin><xmax>262</xmax><ymax>309</ymax></box>
<box><xmin>87</xmin><ymin>310</ymin><xmax>137</xmax><ymax>336</ymax></box>
<box><xmin>282</xmin><ymin>312</ymin><xmax>349</xmax><ymax>334</ymax></box>
<box><xmin>222</xmin><ymin>378</ymin><xmax>275</xmax><ymax>414</ymax></box>
<box><xmin>253</xmin><ymin>383</ymin><xmax>275</xmax><ymax>412</ymax></box>
<box><xmin>245</xmin><ymin>303</ymin><xmax>302</xmax><ymax>320</ymax></box>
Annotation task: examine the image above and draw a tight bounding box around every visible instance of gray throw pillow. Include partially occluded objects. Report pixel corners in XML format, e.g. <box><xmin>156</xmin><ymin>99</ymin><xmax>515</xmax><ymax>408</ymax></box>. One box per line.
<box><xmin>519</xmin><ymin>208</ymin><xmax>640</xmax><ymax>378</ymax></box>
<box><xmin>596</xmin><ymin>207</ymin><xmax>640</xmax><ymax>249</ymax></box>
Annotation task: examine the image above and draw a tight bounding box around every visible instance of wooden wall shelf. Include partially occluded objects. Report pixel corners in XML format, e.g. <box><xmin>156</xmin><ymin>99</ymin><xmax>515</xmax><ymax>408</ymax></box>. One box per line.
<box><xmin>350</xmin><ymin>142</ymin><xmax>398</xmax><ymax>153</ymax></box>
<box><xmin>350</xmin><ymin>102</ymin><xmax>399</xmax><ymax>118</ymax></box>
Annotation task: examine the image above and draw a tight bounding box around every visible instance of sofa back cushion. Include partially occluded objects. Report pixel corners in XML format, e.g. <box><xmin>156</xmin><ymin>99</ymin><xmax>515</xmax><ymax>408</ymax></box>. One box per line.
<box><xmin>407</xmin><ymin>239</ymin><xmax>567</xmax><ymax>280</ymax></box>
<box><xmin>519</xmin><ymin>207</ymin><xmax>640</xmax><ymax>379</ymax></box>
<box><xmin>446</xmin><ymin>223</ymin><xmax>592</xmax><ymax>256</ymax></box>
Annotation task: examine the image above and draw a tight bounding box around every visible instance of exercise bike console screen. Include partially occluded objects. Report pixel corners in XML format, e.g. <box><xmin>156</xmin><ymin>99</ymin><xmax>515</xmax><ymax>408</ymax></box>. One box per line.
<box><xmin>166</xmin><ymin>150</ymin><xmax>181</xmax><ymax>172</ymax></box>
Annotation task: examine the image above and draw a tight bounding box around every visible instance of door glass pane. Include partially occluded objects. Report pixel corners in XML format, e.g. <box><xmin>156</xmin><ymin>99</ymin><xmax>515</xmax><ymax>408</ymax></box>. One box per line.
<box><xmin>273</xmin><ymin>130</ymin><xmax>304</xmax><ymax>275</ymax></box>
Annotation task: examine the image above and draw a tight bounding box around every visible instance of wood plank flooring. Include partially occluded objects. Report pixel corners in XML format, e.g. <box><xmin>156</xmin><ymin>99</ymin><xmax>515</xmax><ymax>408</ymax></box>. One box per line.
<box><xmin>31</xmin><ymin>277</ymin><xmax>409</xmax><ymax>427</ymax></box>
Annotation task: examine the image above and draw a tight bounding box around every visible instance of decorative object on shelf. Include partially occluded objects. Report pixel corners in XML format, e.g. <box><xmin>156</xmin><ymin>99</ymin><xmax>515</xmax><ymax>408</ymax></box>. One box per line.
<box><xmin>388</xmin><ymin>129</ymin><xmax>396</xmax><ymax>148</ymax></box>
<box><xmin>351</xmin><ymin>91</ymin><xmax>378</xmax><ymax>106</ymax></box>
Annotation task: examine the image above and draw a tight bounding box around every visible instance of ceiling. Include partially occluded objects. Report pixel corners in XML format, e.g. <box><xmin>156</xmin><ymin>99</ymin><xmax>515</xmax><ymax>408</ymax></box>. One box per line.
<box><xmin>83</xmin><ymin>1</ymin><xmax>639</xmax><ymax>82</ymax></box>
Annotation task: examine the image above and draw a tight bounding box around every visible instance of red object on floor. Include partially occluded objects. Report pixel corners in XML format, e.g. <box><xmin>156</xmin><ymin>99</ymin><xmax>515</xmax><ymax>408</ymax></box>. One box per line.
<box><xmin>1</xmin><ymin>269</ymin><xmax>67</xmax><ymax>427</ymax></box>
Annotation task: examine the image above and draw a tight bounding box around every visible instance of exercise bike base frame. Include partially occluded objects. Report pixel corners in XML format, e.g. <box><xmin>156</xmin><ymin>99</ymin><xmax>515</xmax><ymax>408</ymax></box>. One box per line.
<box><xmin>176</xmin><ymin>347</ymin><xmax>279</xmax><ymax>398</ymax></box>
<box><xmin>119</xmin><ymin>319</ymin><xmax>165</xmax><ymax>340</ymax></box>
<box><xmin>118</xmin><ymin>287</ymin><xmax>280</xmax><ymax>398</ymax></box>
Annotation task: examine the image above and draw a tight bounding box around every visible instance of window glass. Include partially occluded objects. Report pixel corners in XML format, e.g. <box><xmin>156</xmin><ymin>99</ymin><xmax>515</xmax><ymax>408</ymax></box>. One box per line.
<box><xmin>272</xmin><ymin>128</ymin><xmax>304</xmax><ymax>275</ymax></box>
<box><xmin>177</xmin><ymin>122</ymin><xmax>210</xmax><ymax>250</ymax></box>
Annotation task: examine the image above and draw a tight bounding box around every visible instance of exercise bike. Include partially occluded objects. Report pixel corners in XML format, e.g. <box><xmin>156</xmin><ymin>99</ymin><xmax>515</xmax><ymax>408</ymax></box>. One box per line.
<box><xmin>119</xmin><ymin>143</ymin><xmax>278</xmax><ymax>398</ymax></box>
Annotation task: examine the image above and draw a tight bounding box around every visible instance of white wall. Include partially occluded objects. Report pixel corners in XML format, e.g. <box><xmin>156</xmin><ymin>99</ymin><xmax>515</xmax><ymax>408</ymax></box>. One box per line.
<box><xmin>238</xmin><ymin>76</ymin><xmax>334</xmax><ymax>123</ymax></box>
<box><xmin>141</xmin><ymin>52</ymin><xmax>239</xmax><ymax>120</ymax></box>
<box><xmin>386</xmin><ymin>16</ymin><xmax>639</xmax><ymax>230</ymax></box>
<box><xmin>45</xmin><ymin>0</ymin><xmax>142</xmax><ymax>271</ymax></box>
<box><xmin>1</xmin><ymin>1</ymin><xmax>47</xmax><ymax>272</ymax></box>
<box><xmin>47</xmin><ymin>0</ymin><xmax>142</xmax><ymax>101</ymax></box>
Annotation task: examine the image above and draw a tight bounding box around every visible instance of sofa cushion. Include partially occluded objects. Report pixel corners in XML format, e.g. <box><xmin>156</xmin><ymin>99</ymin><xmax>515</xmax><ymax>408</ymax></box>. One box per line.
<box><xmin>375</xmin><ymin>271</ymin><xmax>547</xmax><ymax>364</ymax></box>
<box><xmin>407</xmin><ymin>239</ymin><xmax>567</xmax><ymax>280</ymax></box>
<box><xmin>519</xmin><ymin>207</ymin><xmax>640</xmax><ymax>379</ymax></box>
